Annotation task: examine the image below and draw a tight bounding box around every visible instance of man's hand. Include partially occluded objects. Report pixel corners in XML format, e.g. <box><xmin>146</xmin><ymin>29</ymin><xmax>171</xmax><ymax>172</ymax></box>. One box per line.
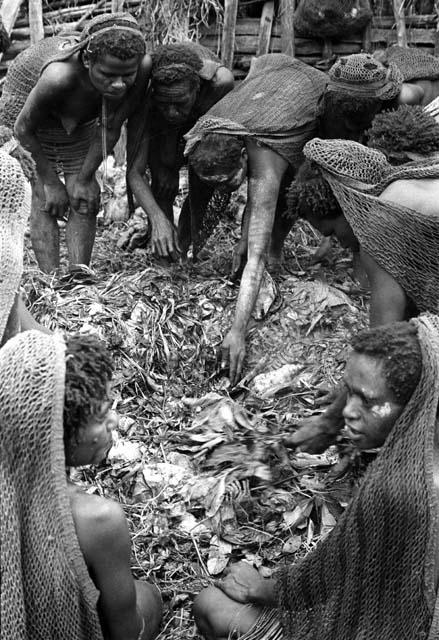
<box><xmin>215</xmin><ymin>562</ymin><xmax>262</xmax><ymax>604</ymax></box>
<box><xmin>221</xmin><ymin>329</ymin><xmax>246</xmax><ymax>385</ymax></box>
<box><xmin>70</xmin><ymin>176</ymin><xmax>101</xmax><ymax>215</ymax></box>
<box><xmin>43</xmin><ymin>180</ymin><xmax>69</xmax><ymax>219</ymax></box>
<box><xmin>283</xmin><ymin>415</ymin><xmax>341</xmax><ymax>454</ymax></box>
<box><xmin>150</xmin><ymin>216</ymin><xmax>180</xmax><ymax>259</ymax></box>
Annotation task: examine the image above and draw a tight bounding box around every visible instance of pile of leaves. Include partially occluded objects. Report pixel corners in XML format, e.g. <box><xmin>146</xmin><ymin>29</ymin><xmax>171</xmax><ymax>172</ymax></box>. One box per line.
<box><xmin>22</xmin><ymin>181</ymin><xmax>370</xmax><ymax>640</ymax></box>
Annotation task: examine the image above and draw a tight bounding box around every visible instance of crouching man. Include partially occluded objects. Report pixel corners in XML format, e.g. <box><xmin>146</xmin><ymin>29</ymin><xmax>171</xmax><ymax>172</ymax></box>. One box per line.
<box><xmin>0</xmin><ymin>330</ymin><xmax>162</xmax><ymax>640</ymax></box>
<box><xmin>193</xmin><ymin>317</ymin><xmax>439</xmax><ymax>639</ymax></box>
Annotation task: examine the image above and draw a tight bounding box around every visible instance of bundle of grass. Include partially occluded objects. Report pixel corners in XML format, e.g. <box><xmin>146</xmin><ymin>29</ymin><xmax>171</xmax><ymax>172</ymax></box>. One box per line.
<box><xmin>136</xmin><ymin>0</ymin><xmax>223</xmax><ymax>45</ymax></box>
<box><xmin>285</xmin><ymin>160</ymin><xmax>342</xmax><ymax>222</ymax></box>
<box><xmin>366</xmin><ymin>104</ymin><xmax>439</xmax><ymax>162</ymax></box>
<box><xmin>294</xmin><ymin>0</ymin><xmax>372</xmax><ymax>39</ymax></box>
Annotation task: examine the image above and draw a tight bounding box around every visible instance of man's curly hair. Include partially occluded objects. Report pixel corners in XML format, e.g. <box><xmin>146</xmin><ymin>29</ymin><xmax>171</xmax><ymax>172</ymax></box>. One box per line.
<box><xmin>151</xmin><ymin>44</ymin><xmax>202</xmax><ymax>89</ymax></box>
<box><xmin>285</xmin><ymin>160</ymin><xmax>342</xmax><ymax>222</ymax></box>
<box><xmin>0</xmin><ymin>126</ymin><xmax>36</xmax><ymax>183</ymax></box>
<box><xmin>189</xmin><ymin>133</ymin><xmax>244</xmax><ymax>177</ymax></box>
<box><xmin>366</xmin><ymin>104</ymin><xmax>439</xmax><ymax>158</ymax></box>
<box><xmin>63</xmin><ymin>334</ymin><xmax>114</xmax><ymax>450</ymax></box>
<box><xmin>350</xmin><ymin>322</ymin><xmax>422</xmax><ymax>404</ymax></box>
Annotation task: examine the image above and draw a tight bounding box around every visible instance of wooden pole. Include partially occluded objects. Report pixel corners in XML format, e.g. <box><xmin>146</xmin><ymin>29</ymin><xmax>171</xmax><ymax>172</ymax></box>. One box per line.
<box><xmin>221</xmin><ymin>0</ymin><xmax>238</xmax><ymax>70</ymax></box>
<box><xmin>111</xmin><ymin>0</ymin><xmax>125</xmax><ymax>11</ymax></box>
<box><xmin>279</xmin><ymin>0</ymin><xmax>295</xmax><ymax>57</ymax></box>
<box><xmin>361</xmin><ymin>0</ymin><xmax>372</xmax><ymax>52</ymax></box>
<box><xmin>29</xmin><ymin>0</ymin><xmax>44</xmax><ymax>44</ymax></box>
<box><xmin>435</xmin><ymin>0</ymin><xmax>439</xmax><ymax>56</ymax></box>
<box><xmin>392</xmin><ymin>0</ymin><xmax>407</xmax><ymax>47</ymax></box>
<box><xmin>256</xmin><ymin>1</ymin><xmax>274</xmax><ymax>57</ymax></box>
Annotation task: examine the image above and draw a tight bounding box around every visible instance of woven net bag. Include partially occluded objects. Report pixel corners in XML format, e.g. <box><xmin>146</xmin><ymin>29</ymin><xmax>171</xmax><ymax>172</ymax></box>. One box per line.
<box><xmin>304</xmin><ymin>137</ymin><xmax>439</xmax><ymax>313</ymax></box>
<box><xmin>0</xmin><ymin>331</ymin><xmax>104</xmax><ymax>640</ymax></box>
<box><xmin>377</xmin><ymin>44</ymin><xmax>439</xmax><ymax>82</ymax></box>
<box><xmin>0</xmin><ymin>148</ymin><xmax>31</xmax><ymax>342</ymax></box>
<box><xmin>294</xmin><ymin>0</ymin><xmax>372</xmax><ymax>39</ymax></box>
<box><xmin>276</xmin><ymin>313</ymin><xmax>439</xmax><ymax>639</ymax></box>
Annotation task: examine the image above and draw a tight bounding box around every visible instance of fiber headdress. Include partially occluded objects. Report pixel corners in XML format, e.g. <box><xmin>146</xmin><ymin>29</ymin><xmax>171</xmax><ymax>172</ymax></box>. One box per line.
<box><xmin>185</xmin><ymin>54</ymin><xmax>327</xmax><ymax>168</ymax></box>
<box><xmin>276</xmin><ymin>313</ymin><xmax>439</xmax><ymax>638</ymax></box>
<box><xmin>0</xmin><ymin>148</ymin><xmax>31</xmax><ymax>343</ymax></box>
<box><xmin>0</xmin><ymin>13</ymin><xmax>145</xmax><ymax>129</ymax></box>
<box><xmin>0</xmin><ymin>330</ymin><xmax>104</xmax><ymax>639</ymax></box>
<box><xmin>151</xmin><ymin>42</ymin><xmax>221</xmax><ymax>93</ymax></box>
<box><xmin>304</xmin><ymin>137</ymin><xmax>439</xmax><ymax>313</ymax></box>
<box><xmin>375</xmin><ymin>44</ymin><xmax>439</xmax><ymax>82</ymax></box>
<box><xmin>327</xmin><ymin>53</ymin><xmax>403</xmax><ymax>100</ymax></box>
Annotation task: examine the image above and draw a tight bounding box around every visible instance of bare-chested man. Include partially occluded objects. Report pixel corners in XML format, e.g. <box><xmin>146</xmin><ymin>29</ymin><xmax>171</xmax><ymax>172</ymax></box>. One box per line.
<box><xmin>0</xmin><ymin>13</ymin><xmax>151</xmax><ymax>273</ymax></box>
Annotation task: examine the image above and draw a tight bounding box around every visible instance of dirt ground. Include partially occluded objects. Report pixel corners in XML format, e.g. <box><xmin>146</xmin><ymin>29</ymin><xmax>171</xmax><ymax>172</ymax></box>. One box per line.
<box><xmin>21</xmin><ymin>186</ymin><xmax>370</xmax><ymax>639</ymax></box>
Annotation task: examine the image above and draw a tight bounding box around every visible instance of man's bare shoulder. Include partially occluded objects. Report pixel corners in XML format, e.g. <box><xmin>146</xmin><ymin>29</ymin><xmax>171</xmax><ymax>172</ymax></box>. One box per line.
<box><xmin>38</xmin><ymin>58</ymin><xmax>81</xmax><ymax>93</ymax></box>
<box><xmin>67</xmin><ymin>484</ymin><xmax>129</xmax><ymax>562</ymax></box>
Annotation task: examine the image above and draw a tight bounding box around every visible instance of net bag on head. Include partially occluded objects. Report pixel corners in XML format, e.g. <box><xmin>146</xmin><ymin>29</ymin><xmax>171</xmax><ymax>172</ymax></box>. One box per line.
<box><xmin>294</xmin><ymin>0</ymin><xmax>372</xmax><ymax>39</ymax></box>
<box><xmin>327</xmin><ymin>53</ymin><xmax>403</xmax><ymax>100</ymax></box>
<box><xmin>0</xmin><ymin>330</ymin><xmax>104</xmax><ymax>640</ymax></box>
<box><xmin>304</xmin><ymin>137</ymin><xmax>439</xmax><ymax>313</ymax></box>
<box><xmin>0</xmin><ymin>149</ymin><xmax>31</xmax><ymax>342</ymax></box>
<box><xmin>275</xmin><ymin>313</ymin><xmax>439</xmax><ymax>639</ymax></box>
<box><xmin>376</xmin><ymin>44</ymin><xmax>439</xmax><ymax>82</ymax></box>
<box><xmin>185</xmin><ymin>54</ymin><xmax>328</xmax><ymax>168</ymax></box>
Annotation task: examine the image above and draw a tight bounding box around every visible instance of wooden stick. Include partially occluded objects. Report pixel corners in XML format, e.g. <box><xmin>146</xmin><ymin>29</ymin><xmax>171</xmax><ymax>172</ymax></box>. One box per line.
<box><xmin>256</xmin><ymin>1</ymin><xmax>274</xmax><ymax>57</ymax></box>
<box><xmin>392</xmin><ymin>0</ymin><xmax>407</xmax><ymax>47</ymax></box>
<box><xmin>279</xmin><ymin>0</ymin><xmax>295</xmax><ymax>57</ymax></box>
<box><xmin>361</xmin><ymin>0</ymin><xmax>372</xmax><ymax>52</ymax></box>
<box><xmin>29</xmin><ymin>0</ymin><xmax>44</xmax><ymax>44</ymax></box>
<box><xmin>111</xmin><ymin>0</ymin><xmax>125</xmax><ymax>11</ymax></box>
<box><xmin>221</xmin><ymin>0</ymin><xmax>238</xmax><ymax>69</ymax></box>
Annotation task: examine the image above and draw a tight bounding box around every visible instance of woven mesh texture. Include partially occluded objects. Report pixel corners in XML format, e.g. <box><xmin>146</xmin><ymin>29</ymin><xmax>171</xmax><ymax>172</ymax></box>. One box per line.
<box><xmin>328</xmin><ymin>54</ymin><xmax>403</xmax><ymax>100</ymax></box>
<box><xmin>276</xmin><ymin>313</ymin><xmax>439</xmax><ymax>639</ymax></box>
<box><xmin>185</xmin><ymin>54</ymin><xmax>327</xmax><ymax>168</ymax></box>
<box><xmin>294</xmin><ymin>0</ymin><xmax>372</xmax><ymax>38</ymax></box>
<box><xmin>0</xmin><ymin>36</ymin><xmax>79</xmax><ymax>128</ymax></box>
<box><xmin>0</xmin><ymin>149</ymin><xmax>31</xmax><ymax>342</ymax></box>
<box><xmin>304</xmin><ymin>138</ymin><xmax>439</xmax><ymax>312</ymax></box>
<box><xmin>378</xmin><ymin>44</ymin><xmax>439</xmax><ymax>82</ymax></box>
<box><xmin>0</xmin><ymin>330</ymin><xmax>104</xmax><ymax>640</ymax></box>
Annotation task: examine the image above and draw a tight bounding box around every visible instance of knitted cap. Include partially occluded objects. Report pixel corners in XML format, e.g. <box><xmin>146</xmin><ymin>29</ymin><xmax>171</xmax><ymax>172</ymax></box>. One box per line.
<box><xmin>328</xmin><ymin>53</ymin><xmax>403</xmax><ymax>101</ymax></box>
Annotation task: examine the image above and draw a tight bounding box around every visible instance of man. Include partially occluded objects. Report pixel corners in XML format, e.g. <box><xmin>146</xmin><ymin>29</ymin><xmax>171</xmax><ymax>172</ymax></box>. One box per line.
<box><xmin>0</xmin><ymin>13</ymin><xmax>150</xmax><ymax>273</ymax></box>
<box><xmin>126</xmin><ymin>42</ymin><xmax>234</xmax><ymax>258</ymax></box>
<box><xmin>287</xmin><ymin>105</ymin><xmax>439</xmax><ymax>453</ymax></box>
<box><xmin>192</xmin><ymin>317</ymin><xmax>439</xmax><ymax>640</ymax></box>
<box><xmin>184</xmin><ymin>53</ymin><xmax>328</xmax><ymax>383</ymax></box>
<box><xmin>0</xmin><ymin>330</ymin><xmax>162</xmax><ymax>640</ymax></box>
<box><xmin>318</xmin><ymin>52</ymin><xmax>431</xmax><ymax>143</ymax></box>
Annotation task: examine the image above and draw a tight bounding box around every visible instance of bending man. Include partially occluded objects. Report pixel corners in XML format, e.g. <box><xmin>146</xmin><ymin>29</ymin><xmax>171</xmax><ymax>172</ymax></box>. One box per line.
<box><xmin>127</xmin><ymin>42</ymin><xmax>234</xmax><ymax>258</ymax></box>
<box><xmin>184</xmin><ymin>53</ymin><xmax>328</xmax><ymax>382</ymax></box>
<box><xmin>193</xmin><ymin>317</ymin><xmax>439</xmax><ymax>639</ymax></box>
<box><xmin>0</xmin><ymin>13</ymin><xmax>150</xmax><ymax>272</ymax></box>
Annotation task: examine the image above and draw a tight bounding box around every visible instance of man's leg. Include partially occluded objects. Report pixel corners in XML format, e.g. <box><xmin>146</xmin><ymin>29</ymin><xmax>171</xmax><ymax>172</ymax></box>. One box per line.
<box><xmin>30</xmin><ymin>176</ymin><xmax>60</xmax><ymax>273</ymax></box>
<box><xmin>65</xmin><ymin>173</ymin><xmax>97</xmax><ymax>267</ymax></box>
<box><xmin>193</xmin><ymin>587</ymin><xmax>262</xmax><ymax>640</ymax></box>
<box><xmin>135</xmin><ymin>580</ymin><xmax>162</xmax><ymax>640</ymax></box>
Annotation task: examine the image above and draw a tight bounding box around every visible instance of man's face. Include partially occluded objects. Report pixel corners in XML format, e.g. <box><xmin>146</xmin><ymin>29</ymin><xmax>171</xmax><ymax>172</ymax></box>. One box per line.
<box><xmin>153</xmin><ymin>80</ymin><xmax>198</xmax><ymax>124</ymax></box>
<box><xmin>66</xmin><ymin>384</ymin><xmax>119</xmax><ymax>466</ymax></box>
<box><xmin>342</xmin><ymin>352</ymin><xmax>404</xmax><ymax>450</ymax></box>
<box><xmin>197</xmin><ymin>149</ymin><xmax>248</xmax><ymax>193</ymax></box>
<box><xmin>86</xmin><ymin>53</ymin><xmax>139</xmax><ymax>100</ymax></box>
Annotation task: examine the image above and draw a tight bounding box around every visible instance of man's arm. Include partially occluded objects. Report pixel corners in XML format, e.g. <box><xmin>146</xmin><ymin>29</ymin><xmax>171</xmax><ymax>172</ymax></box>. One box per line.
<box><xmin>221</xmin><ymin>140</ymin><xmax>288</xmax><ymax>383</ymax></box>
<box><xmin>74</xmin><ymin>496</ymin><xmax>144</xmax><ymax>640</ymax></box>
<box><xmin>14</xmin><ymin>63</ymin><xmax>73</xmax><ymax>218</ymax></box>
<box><xmin>198</xmin><ymin>66</ymin><xmax>234</xmax><ymax>113</ymax></box>
<box><xmin>360</xmin><ymin>248</ymin><xmax>407</xmax><ymax>325</ymax></box>
<box><xmin>126</xmin><ymin>101</ymin><xmax>180</xmax><ymax>258</ymax></box>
